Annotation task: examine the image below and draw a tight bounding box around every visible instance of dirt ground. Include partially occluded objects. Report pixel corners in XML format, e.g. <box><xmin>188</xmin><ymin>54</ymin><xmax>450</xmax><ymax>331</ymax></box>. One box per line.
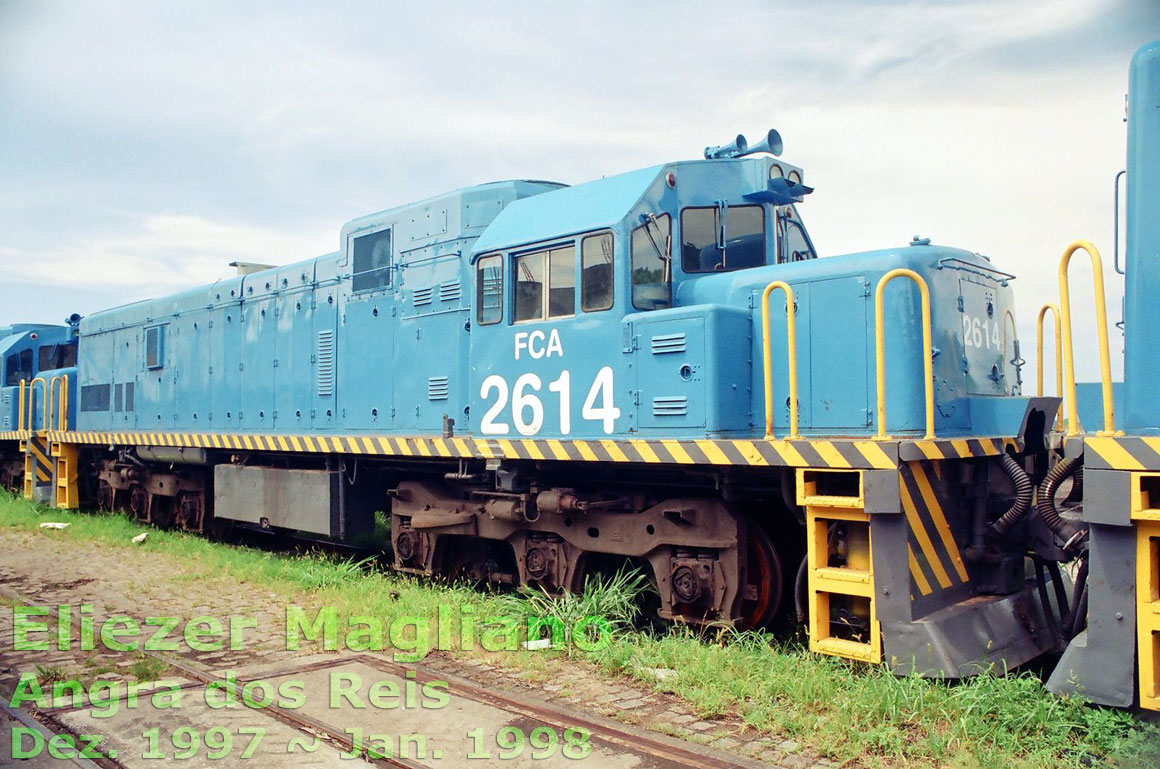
<box><xmin>0</xmin><ymin>528</ymin><xmax>829</xmax><ymax>768</ymax></box>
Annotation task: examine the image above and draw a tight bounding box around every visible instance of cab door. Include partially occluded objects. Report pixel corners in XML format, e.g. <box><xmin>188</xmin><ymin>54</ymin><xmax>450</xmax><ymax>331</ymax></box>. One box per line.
<box><xmin>468</xmin><ymin>231</ymin><xmax>628</xmax><ymax>440</ymax></box>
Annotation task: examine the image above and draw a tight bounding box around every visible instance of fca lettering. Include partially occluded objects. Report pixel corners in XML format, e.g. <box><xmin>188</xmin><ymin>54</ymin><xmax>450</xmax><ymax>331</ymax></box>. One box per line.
<box><xmin>514</xmin><ymin>329</ymin><xmax>563</xmax><ymax>360</ymax></box>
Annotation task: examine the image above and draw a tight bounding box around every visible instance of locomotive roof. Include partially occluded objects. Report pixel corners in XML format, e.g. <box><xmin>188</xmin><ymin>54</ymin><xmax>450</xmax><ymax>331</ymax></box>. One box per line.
<box><xmin>0</xmin><ymin>323</ymin><xmax>60</xmax><ymax>339</ymax></box>
<box><xmin>340</xmin><ymin>178</ymin><xmax>568</xmax><ymax>242</ymax></box>
<box><xmin>471</xmin><ymin>164</ymin><xmax>665</xmax><ymax>254</ymax></box>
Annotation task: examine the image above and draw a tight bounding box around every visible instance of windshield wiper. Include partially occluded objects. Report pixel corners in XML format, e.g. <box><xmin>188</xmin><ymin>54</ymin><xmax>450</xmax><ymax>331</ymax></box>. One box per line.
<box><xmin>641</xmin><ymin>213</ymin><xmax>671</xmax><ymax>282</ymax></box>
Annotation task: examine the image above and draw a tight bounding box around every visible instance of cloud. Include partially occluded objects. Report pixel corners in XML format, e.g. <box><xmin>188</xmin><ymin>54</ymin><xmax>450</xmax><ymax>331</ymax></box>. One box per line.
<box><xmin>1</xmin><ymin>213</ymin><xmax>333</xmax><ymax>290</ymax></box>
<box><xmin>1</xmin><ymin>0</ymin><xmax>1155</xmax><ymax>385</ymax></box>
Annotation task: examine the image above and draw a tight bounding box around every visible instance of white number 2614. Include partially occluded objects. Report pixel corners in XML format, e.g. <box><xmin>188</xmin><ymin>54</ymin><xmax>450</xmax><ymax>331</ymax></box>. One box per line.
<box><xmin>480</xmin><ymin>366</ymin><xmax>620</xmax><ymax>436</ymax></box>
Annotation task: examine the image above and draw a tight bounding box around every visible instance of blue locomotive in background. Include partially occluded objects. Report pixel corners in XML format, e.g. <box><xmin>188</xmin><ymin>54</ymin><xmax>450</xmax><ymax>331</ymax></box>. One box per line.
<box><xmin>3</xmin><ymin>38</ymin><xmax>1158</xmax><ymax>713</ymax></box>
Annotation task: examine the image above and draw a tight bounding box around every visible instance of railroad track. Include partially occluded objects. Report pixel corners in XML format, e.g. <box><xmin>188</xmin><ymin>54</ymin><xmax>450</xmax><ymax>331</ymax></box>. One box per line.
<box><xmin>1</xmin><ymin>584</ymin><xmax>769</xmax><ymax>768</ymax></box>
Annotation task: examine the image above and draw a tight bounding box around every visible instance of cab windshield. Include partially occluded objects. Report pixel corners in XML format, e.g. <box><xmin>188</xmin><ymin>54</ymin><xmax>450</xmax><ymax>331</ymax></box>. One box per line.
<box><xmin>776</xmin><ymin>205</ymin><xmax>817</xmax><ymax>263</ymax></box>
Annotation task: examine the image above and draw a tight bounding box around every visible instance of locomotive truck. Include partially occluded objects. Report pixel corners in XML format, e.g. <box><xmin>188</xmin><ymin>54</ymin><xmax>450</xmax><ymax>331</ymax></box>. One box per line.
<box><xmin>2</xmin><ymin>38</ymin><xmax>1158</xmax><ymax>710</ymax></box>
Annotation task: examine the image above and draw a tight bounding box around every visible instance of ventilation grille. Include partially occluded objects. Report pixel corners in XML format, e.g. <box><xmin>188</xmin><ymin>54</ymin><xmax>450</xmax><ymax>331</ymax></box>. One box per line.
<box><xmin>439</xmin><ymin>282</ymin><xmax>461</xmax><ymax>303</ymax></box>
<box><xmin>80</xmin><ymin>384</ymin><xmax>111</xmax><ymax>413</ymax></box>
<box><xmin>652</xmin><ymin>396</ymin><xmax>688</xmax><ymax>417</ymax></box>
<box><xmin>651</xmin><ymin>333</ymin><xmax>687</xmax><ymax>355</ymax></box>
<box><xmin>316</xmin><ymin>330</ymin><xmax>335</xmax><ymax>397</ymax></box>
<box><xmin>427</xmin><ymin>376</ymin><xmax>449</xmax><ymax>401</ymax></box>
<box><xmin>413</xmin><ymin>287</ymin><xmax>434</xmax><ymax>306</ymax></box>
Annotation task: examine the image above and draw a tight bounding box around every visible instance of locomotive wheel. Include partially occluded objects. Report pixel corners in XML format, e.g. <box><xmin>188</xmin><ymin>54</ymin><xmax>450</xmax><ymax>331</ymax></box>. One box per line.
<box><xmin>96</xmin><ymin>480</ymin><xmax>115</xmax><ymax>512</ymax></box>
<box><xmin>737</xmin><ymin>524</ymin><xmax>783</xmax><ymax>629</ymax></box>
<box><xmin>128</xmin><ymin>485</ymin><xmax>148</xmax><ymax>520</ymax></box>
<box><xmin>150</xmin><ymin>496</ymin><xmax>175</xmax><ymax>529</ymax></box>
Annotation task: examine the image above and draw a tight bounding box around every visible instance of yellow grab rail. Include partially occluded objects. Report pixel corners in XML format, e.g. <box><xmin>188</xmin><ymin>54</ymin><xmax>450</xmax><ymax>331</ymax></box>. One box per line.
<box><xmin>874</xmin><ymin>269</ymin><xmax>935</xmax><ymax>440</ymax></box>
<box><xmin>1036</xmin><ymin>303</ymin><xmax>1064</xmax><ymax>431</ymax></box>
<box><xmin>1058</xmin><ymin>240</ymin><xmax>1118</xmax><ymax>436</ymax></box>
<box><xmin>760</xmin><ymin>280</ymin><xmax>799</xmax><ymax>439</ymax></box>
<box><xmin>49</xmin><ymin>375</ymin><xmax>69</xmax><ymax>432</ymax></box>
<box><xmin>25</xmin><ymin>377</ymin><xmax>48</xmax><ymax>433</ymax></box>
<box><xmin>17</xmin><ymin>379</ymin><xmax>27</xmax><ymax>434</ymax></box>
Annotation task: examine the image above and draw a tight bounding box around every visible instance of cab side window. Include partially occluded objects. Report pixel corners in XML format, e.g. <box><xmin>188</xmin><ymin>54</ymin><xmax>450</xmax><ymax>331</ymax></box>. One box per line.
<box><xmin>681</xmin><ymin>204</ymin><xmax>765</xmax><ymax>273</ymax></box>
<box><xmin>351</xmin><ymin>227</ymin><xmax>392</xmax><ymax>293</ymax></box>
<box><xmin>776</xmin><ymin>206</ymin><xmax>817</xmax><ymax>263</ymax></box>
<box><xmin>631</xmin><ymin>214</ymin><xmax>671</xmax><ymax>311</ymax></box>
<box><xmin>514</xmin><ymin>245</ymin><xmax>575</xmax><ymax>323</ymax></box>
<box><xmin>38</xmin><ymin>343</ymin><xmax>77</xmax><ymax>372</ymax></box>
<box><xmin>4</xmin><ymin>349</ymin><xmax>32</xmax><ymax>386</ymax></box>
<box><xmin>581</xmin><ymin>232</ymin><xmax>614</xmax><ymax>312</ymax></box>
<box><xmin>476</xmin><ymin>254</ymin><xmax>504</xmax><ymax>325</ymax></box>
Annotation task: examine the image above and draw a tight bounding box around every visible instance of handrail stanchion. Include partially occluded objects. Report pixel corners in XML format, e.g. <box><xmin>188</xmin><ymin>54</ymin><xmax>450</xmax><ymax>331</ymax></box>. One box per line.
<box><xmin>42</xmin><ymin>377</ymin><xmax>54</xmax><ymax>433</ymax></box>
<box><xmin>1058</xmin><ymin>240</ymin><xmax>1119</xmax><ymax>436</ymax></box>
<box><xmin>49</xmin><ymin>376</ymin><xmax>60</xmax><ymax>436</ymax></box>
<box><xmin>874</xmin><ymin>269</ymin><xmax>935</xmax><ymax>440</ymax></box>
<box><xmin>48</xmin><ymin>375</ymin><xmax>69</xmax><ymax>433</ymax></box>
<box><xmin>761</xmin><ymin>280</ymin><xmax>799</xmax><ymax>439</ymax></box>
<box><xmin>59</xmin><ymin>376</ymin><xmax>69</xmax><ymax>432</ymax></box>
<box><xmin>26</xmin><ymin>377</ymin><xmax>48</xmax><ymax>433</ymax></box>
<box><xmin>1002</xmin><ymin>309</ymin><xmax>1024</xmax><ymax>393</ymax></box>
<box><xmin>1036</xmin><ymin>303</ymin><xmax>1064</xmax><ymax>432</ymax></box>
<box><xmin>17</xmin><ymin>379</ymin><xmax>26</xmax><ymax>436</ymax></box>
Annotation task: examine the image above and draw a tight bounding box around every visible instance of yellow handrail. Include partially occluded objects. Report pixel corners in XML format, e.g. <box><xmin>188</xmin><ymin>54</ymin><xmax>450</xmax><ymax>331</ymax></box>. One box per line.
<box><xmin>17</xmin><ymin>379</ymin><xmax>26</xmax><ymax>435</ymax></box>
<box><xmin>875</xmin><ymin>269</ymin><xmax>935</xmax><ymax>440</ymax></box>
<box><xmin>49</xmin><ymin>375</ymin><xmax>69</xmax><ymax>432</ymax></box>
<box><xmin>1058</xmin><ymin>240</ymin><xmax>1118</xmax><ymax>436</ymax></box>
<box><xmin>1036</xmin><ymin>303</ymin><xmax>1064</xmax><ymax>431</ymax></box>
<box><xmin>26</xmin><ymin>377</ymin><xmax>48</xmax><ymax>433</ymax></box>
<box><xmin>760</xmin><ymin>280</ymin><xmax>799</xmax><ymax>439</ymax></box>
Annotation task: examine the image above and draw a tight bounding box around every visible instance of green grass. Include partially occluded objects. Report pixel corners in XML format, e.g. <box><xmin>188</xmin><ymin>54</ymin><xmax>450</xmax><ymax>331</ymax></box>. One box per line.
<box><xmin>594</xmin><ymin>629</ymin><xmax>1160</xmax><ymax>767</ymax></box>
<box><xmin>2</xmin><ymin>490</ymin><xmax>1158</xmax><ymax>767</ymax></box>
<box><xmin>127</xmin><ymin>653</ymin><xmax>168</xmax><ymax>683</ymax></box>
<box><xmin>494</xmin><ymin>566</ymin><xmax>651</xmax><ymax>654</ymax></box>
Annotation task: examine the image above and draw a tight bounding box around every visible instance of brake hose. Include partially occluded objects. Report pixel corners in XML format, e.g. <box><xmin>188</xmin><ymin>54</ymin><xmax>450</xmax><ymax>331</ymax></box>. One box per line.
<box><xmin>1036</xmin><ymin>456</ymin><xmax>1082</xmax><ymax>543</ymax></box>
<box><xmin>991</xmin><ymin>454</ymin><xmax>1034</xmax><ymax>537</ymax></box>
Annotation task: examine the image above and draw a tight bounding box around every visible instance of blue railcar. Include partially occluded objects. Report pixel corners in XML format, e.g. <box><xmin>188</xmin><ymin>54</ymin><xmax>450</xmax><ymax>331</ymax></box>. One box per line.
<box><xmin>4</xmin><ymin>40</ymin><xmax>1160</xmax><ymax>709</ymax></box>
<box><xmin>0</xmin><ymin>321</ymin><xmax>79</xmax><ymax>492</ymax></box>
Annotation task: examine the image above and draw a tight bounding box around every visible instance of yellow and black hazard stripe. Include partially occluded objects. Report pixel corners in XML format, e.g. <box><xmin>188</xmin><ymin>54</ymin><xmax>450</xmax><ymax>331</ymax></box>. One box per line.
<box><xmin>899</xmin><ymin>437</ymin><xmax>1018</xmax><ymax>463</ymax></box>
<box><xmin>1085</xmin><ymin>436</ymin><xmax>1160</xmax><ymax>471</ymax></box>
<box><xmin>23</xmin><ymin>436</ymin><xmax>52</xmax><ymax>485</ymax></box>
<box><xmin>0</xmin><ymin>431</ymin><xmax>25</xmax><ymax>441</ymax></box>
<box><xmin>49</xmin><ymin>430</ymin><xmax>903</xmax><ymax>470</ymax></box>
<box><xmin>900</xmin><ymin>460</ymin><xmax>971</xmax><ymax>603</ymax></box>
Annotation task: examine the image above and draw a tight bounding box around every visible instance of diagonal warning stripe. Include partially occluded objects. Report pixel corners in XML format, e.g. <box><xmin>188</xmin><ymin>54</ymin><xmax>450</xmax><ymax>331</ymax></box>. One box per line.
<box><xmin>901</xmin><ymin>476</ymin><xmax>953</xmax><ymax>589</ymax></box>
<box><xmin>911</xmin><ymin>463</ymin><xmax>970</xmax><ymax>582</ymax></box>
<box><xmin>1086</xmin><ymin>437</ymin><xmax>1146</xmax><ymax>471</ymax></box>
<box><xmin>908</xmin><ymin>544</ymin><xmax>934</xmax><ymax>596</ymax></box>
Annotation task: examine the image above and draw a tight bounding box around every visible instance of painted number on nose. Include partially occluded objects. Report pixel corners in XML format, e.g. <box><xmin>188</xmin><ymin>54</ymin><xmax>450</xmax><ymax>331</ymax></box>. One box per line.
<box><xmin>962</xmin><ymin>314</ymin><xmax>1001</xmax><ymax>350</ymax></box>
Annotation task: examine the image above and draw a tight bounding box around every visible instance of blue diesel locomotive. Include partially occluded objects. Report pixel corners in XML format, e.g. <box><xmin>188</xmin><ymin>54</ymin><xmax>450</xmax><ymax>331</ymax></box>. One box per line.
<box><xmin>3</xmin><ymin>39</ymin><xmax>1158</xmax><ymax>710</ymax></box>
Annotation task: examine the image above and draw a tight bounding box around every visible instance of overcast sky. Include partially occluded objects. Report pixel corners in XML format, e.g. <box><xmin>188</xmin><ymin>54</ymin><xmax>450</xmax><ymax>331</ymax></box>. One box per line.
<box><xmin>2</xmin><ymin>0</ymin><xmax>1158</xmax><ymax>384</ymax></box>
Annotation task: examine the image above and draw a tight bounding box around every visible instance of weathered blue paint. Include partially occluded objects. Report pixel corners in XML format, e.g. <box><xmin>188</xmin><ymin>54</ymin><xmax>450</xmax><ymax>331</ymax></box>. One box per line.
<box><xmin>67</xmin><ymin>151</ymin><xmax>1025</xmax><ymax>441</ymax></box>
<box><xmin>1123</xmin><ymin>39</ymin><xmax>1160</xmax><ymax>433</ymax></box>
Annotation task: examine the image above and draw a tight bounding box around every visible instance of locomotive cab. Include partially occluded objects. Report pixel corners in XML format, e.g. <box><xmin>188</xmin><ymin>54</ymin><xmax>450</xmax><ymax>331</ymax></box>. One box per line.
<box><xmin>466</xmin><ymin>147</ymin><xmax>1026</xmax><ymax>442</ymax></box>
<box><xmin>0</xmin><ymin>323</ymin><xmax>78</xmax><ymax>433</ymax></box>
<box><xmin>466</xmin><ymin>152</ymin><xmax>823</xmax><ymax>441</ymax></box>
